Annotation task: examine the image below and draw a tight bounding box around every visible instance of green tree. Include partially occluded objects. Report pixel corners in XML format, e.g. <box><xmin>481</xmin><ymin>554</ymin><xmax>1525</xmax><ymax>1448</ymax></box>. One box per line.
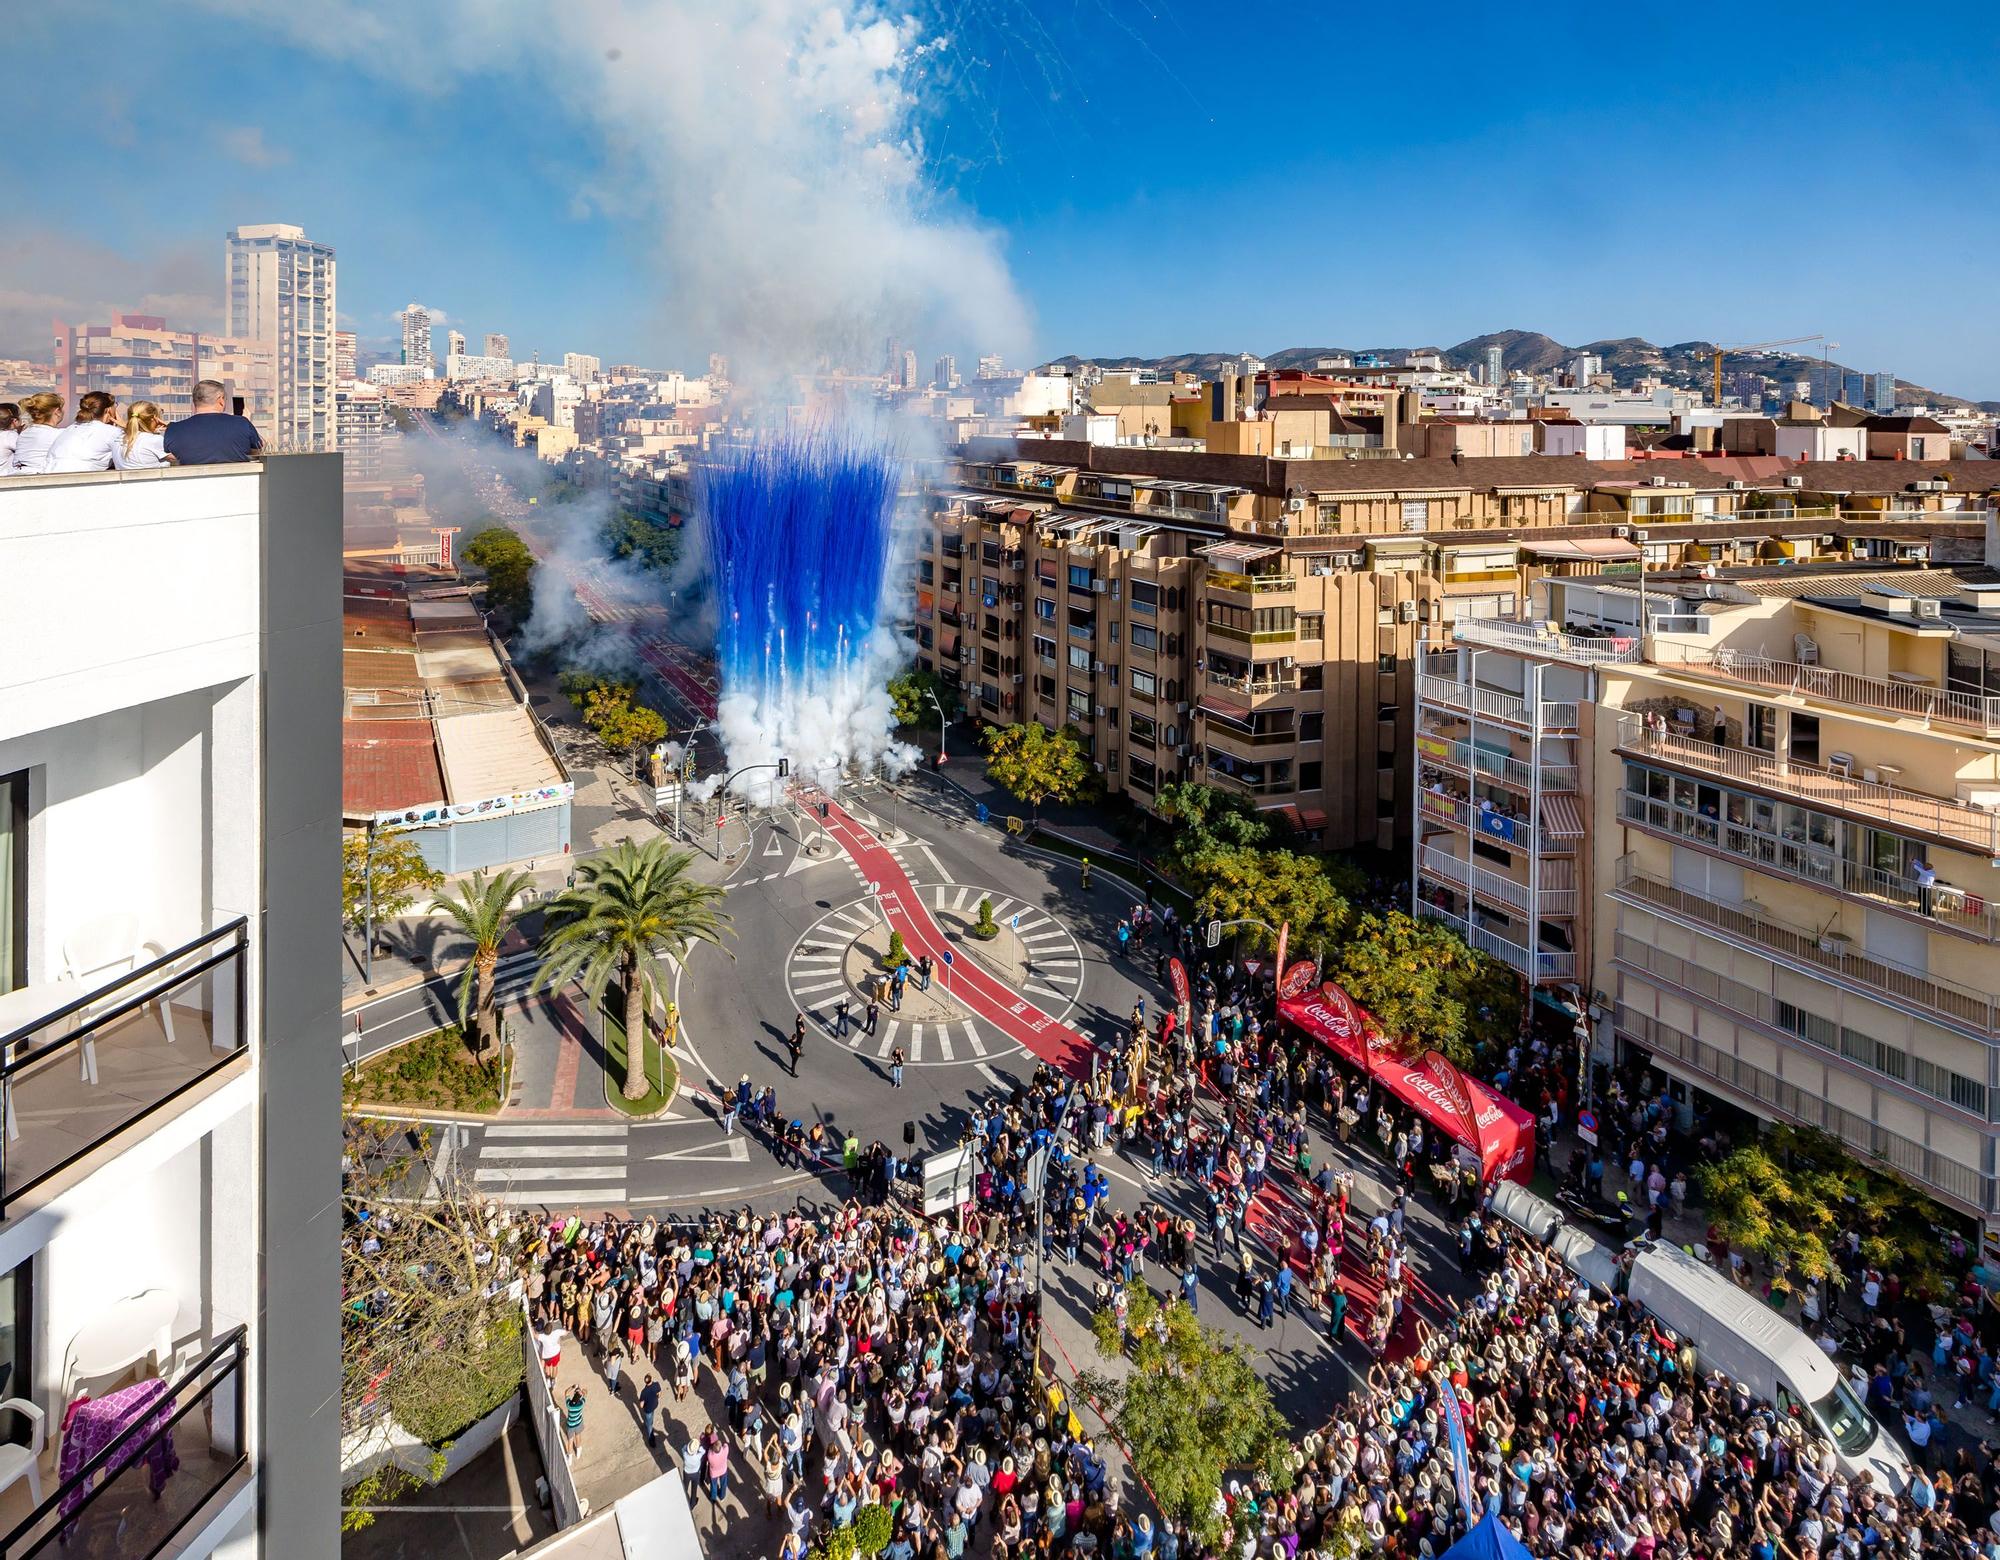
<box><xmin>602</xmin><ymin>508</ymin><xmax>682</xmax><ymax>574</ymax></box>
<box><xmin>1080</xmin><ymin>1286</ymin><xmax>1293</xmax><ymax>1548</ymax></box>
<box><xmin>971</xmin><ymin>896</ymin><xmax>999</xmax><ymax>939</ymax></box>
<box><xmin>342</xmin><ymin>831</ymin><xmax>445</xmax><ymax>935</ymax></box>
<box><xmin>979</xmin><ymin>721</ymin><xmax>1096</xmax><ymax>820</ymax></box>
<box><xmin>581</xmin><ymin>683</ymin><xmax>668</xmax><ymax>754</ymax></box>
<box><xmin>1180</xmin><ymin>845</ymin><xmax>1350</xmax><ymax>956</ymax></box>
<box><xmin>535</xmin><ymin>840</ymin><xmax>731</xmax><ymax>1101</ymax></box>
<box><xmin>1325</xmin><ymin>910</ymin><xmax>1520</xmax><ymax>1068</ymax></box>
<box><xmin>1152</xmin><ymin>780</ymin><xmax>1275</xmax><ymax>867</ymax></box>
<box><xmin>851</xmin><ymin>1503</ymin><xmax>893</xmax><ymax>1557</ymax></box>
<box><xmin>883</xmin><ymin>930</ymin><xmax>910</xmax><ymax>969</ymax></box>
<box><xmin>1697</xmin><ymin>1126</ymin><xmax>1951</xmax><ymax>1298</ymax></box>
<box><xmin>341</xmin><ymin>1113</ymin><xmax>523</xmax><ymax>1529</ymax></box>
<box><xmin>462</xmin><ymin>527</ymin><xmax>537</xmax><ymax>622</ymax></box>
<box><xmin>887</xmin><ymin>668</ymin><xmax>954</xmax><ymax>729</ymax></box>
<box><xmin>429</xmin><ymin>868</ymin><xmax>532</xmax><ymax>1057</ymax></box>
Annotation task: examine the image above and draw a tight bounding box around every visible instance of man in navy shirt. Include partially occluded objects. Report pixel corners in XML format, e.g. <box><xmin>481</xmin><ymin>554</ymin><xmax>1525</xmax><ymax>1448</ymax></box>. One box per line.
<box><xmin>163</xmin><ymin>380</ymin><xmax>262</xmax><ymax>466</ymax></box>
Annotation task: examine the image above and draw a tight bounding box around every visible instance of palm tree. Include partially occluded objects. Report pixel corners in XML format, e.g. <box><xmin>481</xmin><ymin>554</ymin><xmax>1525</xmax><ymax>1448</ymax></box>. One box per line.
<box><xmin>534</xmin><ymin>840</ymin><xmax>731</xmax><ymax>1101</ymax></box>
<box><xmin>431</xmin><ymin>867</ymin><xmax>533</xmax><ymax>1058</ymax></box>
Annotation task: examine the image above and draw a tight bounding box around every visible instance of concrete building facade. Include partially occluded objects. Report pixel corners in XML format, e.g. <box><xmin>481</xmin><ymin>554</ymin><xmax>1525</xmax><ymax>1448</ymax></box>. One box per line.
<box><xmin>226</xmin><ymin>224</ymin><xmax>337</xmax><ymax>452</ymax></box>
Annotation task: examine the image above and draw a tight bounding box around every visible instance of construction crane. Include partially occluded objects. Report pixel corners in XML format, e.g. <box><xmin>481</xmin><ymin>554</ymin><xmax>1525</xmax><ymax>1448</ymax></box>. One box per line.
<box><xmin>1711</xmin><ymin>335</ymin><xmax>1824</xmax><ymax>406</ymax></box>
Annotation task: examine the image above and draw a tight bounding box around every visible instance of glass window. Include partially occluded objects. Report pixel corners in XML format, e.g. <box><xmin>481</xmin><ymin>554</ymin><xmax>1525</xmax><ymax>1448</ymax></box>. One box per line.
<box><xmin>1129</xmin><ymin>581</ymin><xmax>1159</xmax><ymax>614</ymax></box>
<box><xmin>1130</xmin><ymin>668</ymin><xmax>1158</xmax><ymax>698</ymax></box>
<box><xmin>1130</xmin><ymin>624</ymin><xmax>1158</xmax><ymax>651</ymax></box>
<box><xmin>1068</xmin><ymin>646</ymin><xmax>1091</xmax><ymax>672</ymax></box>
<box><xmin>1034</xmin><ymin>598</ymin><xmax>1055</xmax><ymax>621</ymax></box>
<box><xmin>1068</xmin><ymin>565</ymin><xmax>1093</xmax><ymax>591</ymax></box>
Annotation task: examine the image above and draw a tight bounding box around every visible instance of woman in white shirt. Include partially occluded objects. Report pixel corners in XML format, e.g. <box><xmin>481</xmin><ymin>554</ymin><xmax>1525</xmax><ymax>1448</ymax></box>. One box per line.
<box><xmin>7</xmin><ymin>392</ymin><xmax>65</xmax><ymax>474</ymax></box>
<box><xmin>46</xmin><ymin>391</ymin><xmax>121</xmax><ymax>473</ymax></box>
<box><xmin>116</xmin><ymin>401</ymin><xmax>170</xmax><ymax>469</ymax></box>
<box><xmin>0</xmin><ymin>404</ymin><xmax>19</xmax><ymax>472</ymax></box>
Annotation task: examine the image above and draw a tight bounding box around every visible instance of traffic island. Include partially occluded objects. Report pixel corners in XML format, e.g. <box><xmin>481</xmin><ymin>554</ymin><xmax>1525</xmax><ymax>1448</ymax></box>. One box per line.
<box><xmin>598</xmin><ymin>1009</ymin><xmax>681</xmax><ymax>1118</ymax></box>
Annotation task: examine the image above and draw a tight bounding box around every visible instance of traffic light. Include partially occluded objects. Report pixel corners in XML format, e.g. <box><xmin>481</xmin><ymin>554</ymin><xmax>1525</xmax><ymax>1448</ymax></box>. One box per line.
<box><xmin>777</xmin><ymin>758</ymin><xmax>790</xmax><ymax>778</ymax></box>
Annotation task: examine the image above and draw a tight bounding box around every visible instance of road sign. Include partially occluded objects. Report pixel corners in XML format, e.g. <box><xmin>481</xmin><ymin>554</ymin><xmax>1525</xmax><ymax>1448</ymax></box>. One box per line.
<box><xmin>1242</xmin><ymin>959</ymin><xmax>1263</xmax><ymax>977</ymax></box>
<box><xmin>1205</xmin><ymin>919</ymin><xmax>1222</xmax><ymax>948</ymax></box>
<box><xmin>976</xmin><ymin>803</ymin><xmax>990</xmax><ymax>825</ymax></box>
<box><xmin>1576</xmin><ymin>1109</ymin><xmax>1599</xmax><ymax>1146</ymax></box>
<box><xmin>941</xmin><ymin>948</ymin><xmax>955</xmax><ymax>966</ymax></box>
<box><xmin>1010</xmin><ymin>913</ymin><xmax>1021</xmax><ymax>932</ymax></box>
<box><xmin>1024</xmin><ymin>1145</ymin><xmax>1052</xmax><ymax>1202</ymax></box>
<box><xmin>923</xmin><ymin>1143</ymin><xmax>977</xmax><ymax>1215</ymax></box>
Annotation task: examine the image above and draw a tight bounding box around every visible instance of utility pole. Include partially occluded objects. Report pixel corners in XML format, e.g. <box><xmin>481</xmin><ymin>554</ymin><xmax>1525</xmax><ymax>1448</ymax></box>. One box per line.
<box><xmin>362</xmin><ymin>819</ymin><xmax>377</xmax><ymax>986</ymax></box>
<box><xmin>926</xmin><ymin>688</ymin><xmax>947</xmax><ymax>766</ymax></box>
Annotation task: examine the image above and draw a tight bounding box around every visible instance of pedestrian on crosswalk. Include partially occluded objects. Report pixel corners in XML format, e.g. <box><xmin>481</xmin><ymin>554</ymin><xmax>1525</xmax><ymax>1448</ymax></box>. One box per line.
<box><xmin>889</xmin><ymin>1045</ymin><xmax>905</xmax><ymax>1088</ymax></box>
<box><xmin>833</xmin><ymin>995</ymin><xmax>850</xmax><ymax>1036</ymax></box>
<box><xmin>865</xmin><ymin>996</ymin><xmax>880</xmax><ymax>1036</ymax></box>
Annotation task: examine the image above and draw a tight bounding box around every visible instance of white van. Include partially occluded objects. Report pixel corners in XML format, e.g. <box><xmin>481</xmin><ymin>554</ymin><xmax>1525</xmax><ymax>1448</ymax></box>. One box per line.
<box><xmin>1627</xmin><ymin>1243</ymin><xmax>1909</xmax><ymax>1492</ymax></box>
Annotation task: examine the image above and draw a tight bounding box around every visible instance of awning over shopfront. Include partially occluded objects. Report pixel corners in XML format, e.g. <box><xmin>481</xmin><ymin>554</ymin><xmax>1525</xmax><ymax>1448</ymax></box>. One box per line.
<box><xmin>1279</xmin><ymin>983</ymin><xmax>1535</xmax><ymax>1183</ymax></box>
<box><xmin>1523</xmin><ymin>538</ymin><xmax>1642</xmax><ymax>562</ymax></box>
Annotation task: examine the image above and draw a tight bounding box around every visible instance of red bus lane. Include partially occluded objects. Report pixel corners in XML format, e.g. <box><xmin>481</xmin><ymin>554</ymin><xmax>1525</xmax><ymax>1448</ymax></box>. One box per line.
<box><xmin>807</xmin><ymin>791</ymin><xmax>1093</xmax><ymax>1076</ymax></box>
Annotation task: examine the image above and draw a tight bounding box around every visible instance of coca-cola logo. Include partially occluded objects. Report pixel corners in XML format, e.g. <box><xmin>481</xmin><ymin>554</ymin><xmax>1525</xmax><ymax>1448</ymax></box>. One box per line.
<box><xmin>1277</xmin><ymin>960</ymin><xmax>1318</xmax><ymax>1000</ymax></box>
<box><xmin>1492</xmin><ymin>1145</ymin><xmax>1528</xmax><ymax>1178</ymax></box>
<box><xmin>1399</xmin><ymin>1071</ymin><xmax>1458</xmax><ymax>1110</ymax></box>
<box><xmin>1168</xmin><ymin>958</ymin><xmax>1190</xmax><ymax>1004</ymax></box>
<box><xmin>1300</xmin><ymin>999</ymin><xmax>1357</xmax><ymax>1038</ymax></box>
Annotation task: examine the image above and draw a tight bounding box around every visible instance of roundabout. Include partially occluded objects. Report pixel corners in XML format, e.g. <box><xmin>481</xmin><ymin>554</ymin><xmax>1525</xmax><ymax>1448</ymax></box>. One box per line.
<box><xmin>782</xmin><ymin>883</ymin><xmax>1086</xmax><ymax>1065</ymax></box>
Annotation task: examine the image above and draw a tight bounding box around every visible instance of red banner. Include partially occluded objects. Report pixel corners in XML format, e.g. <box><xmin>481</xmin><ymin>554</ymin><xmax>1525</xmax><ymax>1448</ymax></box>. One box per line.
<box><xmin>1277</xmin><ymin>959</ymin><xmax>1319</xmax><ymax>1001</ymax></box>
<box><xmin>1274</xmin><ymin>921</ymin><xmax>1289</xmax><ymax>993</ymax></box>
<box><xmin>1167</xmin><ymin>957</ymin><xmax>1190</xmax><ymax>1006</ymax></box>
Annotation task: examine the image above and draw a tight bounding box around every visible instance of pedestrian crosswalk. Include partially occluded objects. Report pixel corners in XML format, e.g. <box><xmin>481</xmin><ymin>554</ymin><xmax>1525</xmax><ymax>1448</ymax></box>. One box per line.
<box><xmin>471</xmin><ymin>1122</ymin><xmax>631</xmax><ymax>1206</ymax></box>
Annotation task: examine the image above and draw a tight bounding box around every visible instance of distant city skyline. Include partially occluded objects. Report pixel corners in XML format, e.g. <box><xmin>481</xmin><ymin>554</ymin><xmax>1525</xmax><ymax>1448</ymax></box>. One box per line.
<box><xmin>6</xmin><ymin>5</ymin><xmax>1999</xmax><ymax>397</ymax></box>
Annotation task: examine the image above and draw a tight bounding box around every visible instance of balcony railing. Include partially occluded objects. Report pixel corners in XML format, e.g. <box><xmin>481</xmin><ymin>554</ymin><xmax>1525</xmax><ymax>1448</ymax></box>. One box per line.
<box><xmin>1206</xmin><ymin>669</ymin><xmax>1298</xmax><ymax>697</ymax></box>
<box><xmin>1201</xmin><ymin>715</ymin><xmax>1299</xmax><ymax>749</ymax></box>
<box><xmin>1613</xmin><ymin>858</ymin><xmax>1998</xmax><ymax>1037</ymax></box>
<box><xmin>1618</xmin><ymin>791</ymin><xmax>2000</xmax><ymax>942</ymax></box>
<box><xmin>1619</xmin><ymin>723</ymin><xmax>2000</xmax><ymax>855</ymax></box>
<box><xmin>1416</xmin><ymin>732</ymin><xmax>1579</xmax><ymax>793</ymax></box>
<box><xmin>1415</xmin><ymin>900</ymin><xmax>1576</xmax><ymax>983</ymax></box>
<box><xmin>1657</xmin><ymin>645</ymin><xmax>2000</xmax><ymax>737</ymax></box>
<box><xmin>1419</xmin><ymin>790</ymin><xmax>1537</xmax><ymax>854</ymax></box>
<box><xmin>1203</xmin><ymin>766</ymin><xmax>1294</xmax><ymax>797</ymax></box>
<box><xmin>1614</xmin><ymin>1006</ymin><xmax>1994</xmax><ymax>1214</ymax></box>
<box><xmin>1206</xmin><ymin>570</ymin><xmax>1297</xmax><ymax>595</ymax></box>
<box><xmin>1417</xmin><ymin>673</ymin><xmax>1579</xmax><ymax>730</ymax></box>
<box><xmin>2</xmin><ymin>1327</ymin><xmax>248</xmax><ymax>1558</ymax></box>
<box><xmin>1450</xmin><ymin>616</ymin><xmax>1645</xmax><ymax>665</ymax></box>
<box><xmin>1417</xmin><ymin>844</ymin><xmax>1578</xmax><ymax>917</ymax></box>
<box><xmin>0</xmin><ymin>919</ymin><xmax>248</xmax><ymax>1214</ymax></box>
<box><xmin>1206</xmin><ymin>624</ymin><xmax>1298</xmax><ymax>648</ymax></box>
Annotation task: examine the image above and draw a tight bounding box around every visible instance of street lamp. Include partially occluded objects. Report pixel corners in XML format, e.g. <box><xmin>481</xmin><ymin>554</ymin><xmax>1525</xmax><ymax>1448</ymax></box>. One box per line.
<box><xmin>671</xmin><ymin>717</ymin><xmax>708</xmax><ymax>843</ymax></box>
<box><xmin>925</xmin><ymin>688</ymin><xmax>947</xmax><ymax>766</ymax></box>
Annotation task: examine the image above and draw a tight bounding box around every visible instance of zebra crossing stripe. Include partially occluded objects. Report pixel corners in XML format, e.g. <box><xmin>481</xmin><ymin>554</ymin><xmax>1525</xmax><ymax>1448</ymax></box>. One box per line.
<box><xmin>933</xmin><ymin>886</ymin><xmax>950</xmax><ymax>909</ymax></box>
<box><xmin>485</xmin><ymin>1186</ymin><xmax>626</xmax><ymax>1207</ymax></box>
<box><xmin>949</xmin><ymin>887</ymin><xmax>971</xmax><ymax>912</ymax></box>
<box><xmin>876</xmin><ymin>1020</ymin><xmax>899</xmax><ymax>1058</ymax></box>
<box><xmin>907</xmin><ymin>1026</ymin><xmax>923</xmax><ymax>1062</ymax></box>
<box><xmin>475</xmin><ymin>1166</ymin><xmax>625</xmax><ymax>1183</ymax></box>
<box><xmin>937</xmin><ymin>1027</ymin><xmax>954</xmax><ymax>1061</ymax></box>
<box><xmin>961</xmin><ymin>1020</ymin><xmax>985</xmax><ymax>1056</ymax></box>
<box><xmin>484</xmin><ymin>1123</ymin><xmax>627</xmax><ymax>1139</ymax></box>
<box><xmin>793</xmin><ymin>955</ymin><xmax>841</xmax><ymax>969</ymax></box>
<box><xmin>480</xmin><ymin>1144</ymin><xmax>625</xmax><ymax>1161</ymax></box>
<box><xmin>794</xmin><ymin>979</ymin><xmax>847</xmax><ymax>998</ymax></box>
<box><xmin>1024</xmin><ymin>931</ymin><xmax>1068</xmax><ymax>946</ymax></box>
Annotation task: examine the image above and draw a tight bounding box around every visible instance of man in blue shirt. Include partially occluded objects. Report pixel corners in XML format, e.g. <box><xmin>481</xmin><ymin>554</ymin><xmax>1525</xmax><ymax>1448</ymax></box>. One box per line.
<box><xmin>163</xmin><ymin>381</ymin><xmax>262</xmax><ymax>465</ymax></box>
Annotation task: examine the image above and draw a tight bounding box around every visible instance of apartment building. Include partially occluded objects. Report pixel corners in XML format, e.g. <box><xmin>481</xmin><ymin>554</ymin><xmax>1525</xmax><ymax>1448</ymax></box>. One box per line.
<box><xmin>52</xmin><ymin>314</ymin><xmax>201</xmax><ymax>421</ymax></box>
<box><xmin>0</xmin><ymin>460</ymin><xmax>343</xmax><ymax>1554</ymax></box>
<box><xmin>335</xmin><ymin>382</ymin><xmax>388</xmax><ymax>482</ymax></box>
<box><xmin>227</xmin><ymin>224</ymin><xmax>337</xmax><ymax>452</ymax></box>
<box><xmin>1412</xmin><ymin>510</ymin><xmax>2000</xmax><ymax>1230</ymax></box>
<box><xmin>398</xmin><ymin>305</ymin><xmax>434</xmax><ymax>377</ymax></box>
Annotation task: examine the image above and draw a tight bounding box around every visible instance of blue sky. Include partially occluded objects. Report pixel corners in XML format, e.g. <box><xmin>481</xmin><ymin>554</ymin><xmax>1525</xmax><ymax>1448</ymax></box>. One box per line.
<box><xmin>10</xmin><ymin>3</ymin><xmax>2000</xmax><ymax>397</ymax></box>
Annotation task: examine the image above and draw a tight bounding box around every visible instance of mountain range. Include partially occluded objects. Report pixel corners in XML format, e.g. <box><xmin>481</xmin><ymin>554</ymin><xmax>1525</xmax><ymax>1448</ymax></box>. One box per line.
<box><xmin>1041</xmin><ymin>331</ymin><xmax>2000</xmax><ymax>415</ymax></box>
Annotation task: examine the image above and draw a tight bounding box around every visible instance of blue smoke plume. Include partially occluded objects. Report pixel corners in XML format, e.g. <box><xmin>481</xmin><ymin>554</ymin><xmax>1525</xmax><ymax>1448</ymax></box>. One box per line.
<box><xmin>694</xmin><ymin>429</ymin><xmax>912</xmax><ymax>782</ymax></box>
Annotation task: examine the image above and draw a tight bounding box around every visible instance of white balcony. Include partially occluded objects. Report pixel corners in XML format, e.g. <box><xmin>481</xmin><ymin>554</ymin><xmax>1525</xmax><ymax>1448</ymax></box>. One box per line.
<box><xmin>1415</xmin><ymin>899</ymin><xmax>1576</xmax><ymax>983</ymax></box>
<box><xmin>1450</xmin><ymin>615</ymin><xmax>1645</xmax><ymax>665</ymax></box>
<box><xmin>0</xmin><ymin>470</ymin><xmax>264</xmax><ymax>743</ymax></box>
<box><xmin>1417</xmin><ymin>672</ymin><xmax>1579</xmax><ymax>731</ymax></box>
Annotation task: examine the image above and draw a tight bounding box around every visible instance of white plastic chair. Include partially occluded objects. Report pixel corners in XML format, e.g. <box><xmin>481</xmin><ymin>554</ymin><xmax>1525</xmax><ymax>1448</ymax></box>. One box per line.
<box><xmin>63</xmin><ymin>914</ymin><xmax>178</xmax><ymax>1086</ymax></box>
<box><xmin>0</xmin><ymin>1397</ymin><xmax>47</xmax><ymax>1506</ymax></box>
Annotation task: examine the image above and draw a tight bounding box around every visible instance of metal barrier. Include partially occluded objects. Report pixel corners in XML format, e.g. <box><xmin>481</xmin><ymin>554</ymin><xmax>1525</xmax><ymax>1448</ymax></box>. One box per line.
<box><xmin>520</xmin><ymin>1303</ymin><xmax>585</xmax><ymax>1528</ymax></box>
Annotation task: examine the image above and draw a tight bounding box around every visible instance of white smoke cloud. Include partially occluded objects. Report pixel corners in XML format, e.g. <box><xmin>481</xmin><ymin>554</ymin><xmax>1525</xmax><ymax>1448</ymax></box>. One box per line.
<box><xmin>202</xmin><ymin>0</ymin><xmax>1032</xmax><ymax>381</ymax></box>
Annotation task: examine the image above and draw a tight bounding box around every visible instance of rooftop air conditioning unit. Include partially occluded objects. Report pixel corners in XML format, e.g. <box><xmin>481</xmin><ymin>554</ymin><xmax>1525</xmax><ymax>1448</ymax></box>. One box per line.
<box><xmin>1915</xmin><ymin>598</ymin><xmax>1943</xmax><ymax>620</ymax></box>
<box><xmin>1785</xmin><ymin>475</ymin><xmax>1804</xmax><ymax>489</ymax></box>
<box><xmin>1285</xmin><ymin>496</ymin><xmax>1305</xmax><ymax>513</ymax></box>
<box><xmin>1819</xmin><ymin>535</ymin><xmax>1834</xmax><ymax>546</ymax></box>
<box><xmin>1726</xmin><ymin>479</ymin><xmax>1746</xmax><ymax>491</ymax></box>
<box><xmin>1648</xmin><ymin>475</ymin><xmax>1670</xmax><ymax>487</ymax></box>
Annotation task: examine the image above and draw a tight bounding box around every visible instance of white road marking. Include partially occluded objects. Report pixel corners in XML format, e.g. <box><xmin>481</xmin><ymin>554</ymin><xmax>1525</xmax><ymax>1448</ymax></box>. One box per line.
<box><xmin>932</xmin><ymin>886</ymin><xmax>950</xmax><ymax>909</ymax></box>
<box><xmin>949</xmin><ymin>887</ymin><xmax>971</xmax><ymax>912</ymax></box>
<box><xmin>483</xmin><ymin>1123</ymin><xmax>627</xmax><ymax>1139</ymax></box>
<box><xmin>876</xmin><ymin>1020</ymin><xmax>899</xmax><ymax>1058</ymax></box>
<box><xmin>961</xmin><ymin>1020</ymin><xmax>985</xmax><ymax>1056</ymax></box>
<box><xmin>1024</xmin><ymin>932</ymin><xmax>1069</xmax><ymax>947</ymax></box>
<box><xmin>475</xmin><ymin>1165</ymin><xmax>625</xmax><ymax>1183</ymax></box>
<box><xmin>792</xmin><ymin>956</ymin><xmax>841</xmax><ymax>970</ymax></box>
<box><xmin>975</xmin><ymin>1062</ymin><xmax>1010</xmax><ymax>1090</ymax></box>
<box><xmin>793</xmin><ymin>979</ymin><xmax>847</xmax><ymax>997</ymax></box>
<box><xmin>986</xmin><ymin>897</ymin><xmax>1014</xmax><ymax>920</ymax></box>
<box><xmin>763</xmin><ymin>834</ymin><xmax>784</xmax><ymax>857</ymax></box>
<box><xmin>936</xmin><ymin>1028</ymin><xmax>954</xmax><ymax>1061</ymax></box>
<box><xmin>478</xmin><ymin>1144</ymin><xmax>625</xmax><ymax>1161</ymax></box>
<box><xmin>648</xmin><ymin>1138</ymin><xmax>751</xmax><ymax>1164</ymax></box>
<box><xmin>906</xmin><ymin>1024</ymin><xmax>922</xmax><ymax>1059</ymax></box>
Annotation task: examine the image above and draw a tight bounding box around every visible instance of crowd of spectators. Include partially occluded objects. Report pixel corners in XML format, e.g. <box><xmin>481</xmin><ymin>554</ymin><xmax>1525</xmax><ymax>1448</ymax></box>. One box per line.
<box><xmin>1</xmin><ymin>381</ymin><xmax>263</xmax><ymax>475</ymax></box>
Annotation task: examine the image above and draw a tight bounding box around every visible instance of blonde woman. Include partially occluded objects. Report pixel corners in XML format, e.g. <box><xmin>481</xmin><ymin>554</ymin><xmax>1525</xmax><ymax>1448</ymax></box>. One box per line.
<box><xmin>117</xmin><ymin>401</ymin><xmax>169</xmax><ymax>469</ymax></box>
<box><xmin>7</xmin><ymin>392</ymin><xmax>64</xmax><ymax>474</ymax></box>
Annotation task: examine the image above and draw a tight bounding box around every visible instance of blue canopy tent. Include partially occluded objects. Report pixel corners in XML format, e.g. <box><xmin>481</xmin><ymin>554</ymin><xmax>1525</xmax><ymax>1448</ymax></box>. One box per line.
<box><xmin>1439</xmin><ymin>1513</ymin><xmax>1534</xmax><ymax>1560</ymax></box>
